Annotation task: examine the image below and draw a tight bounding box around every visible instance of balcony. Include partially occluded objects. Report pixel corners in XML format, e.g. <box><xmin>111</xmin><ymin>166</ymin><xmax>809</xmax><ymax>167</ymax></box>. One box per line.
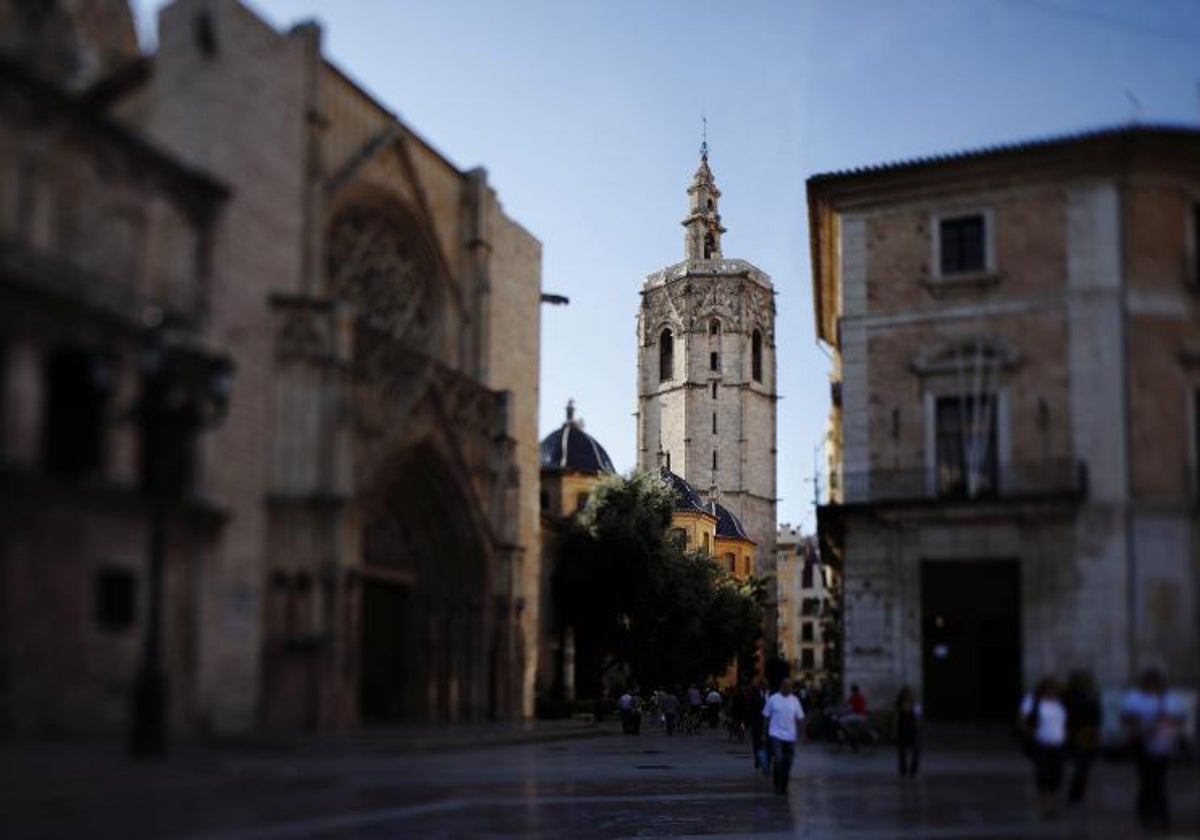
<box><xmin>838</xmin><ymin>460</ymin><xmax>1087</xmax><ymax>505</ymax></box>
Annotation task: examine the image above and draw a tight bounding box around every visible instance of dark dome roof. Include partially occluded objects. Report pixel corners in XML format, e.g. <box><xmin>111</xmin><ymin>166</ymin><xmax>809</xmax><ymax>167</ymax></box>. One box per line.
<box><xmin>658</xmin><ymin>468</ymin><xmax>751</xmax><ymax>541</ymax></box>
<box><xmin>659</xmin><ymin>468</ymin><xmax>708</xmax><ymax>514</ymax></box>
<box><xmin>540</xmin><ymin>401</ymin><xmax>615</xmax><ymax>475</ymax></box>
<box><xmin>714</xmin><ymin>502</ymin><xmax>750</xmax><ymax>541</ymax></box>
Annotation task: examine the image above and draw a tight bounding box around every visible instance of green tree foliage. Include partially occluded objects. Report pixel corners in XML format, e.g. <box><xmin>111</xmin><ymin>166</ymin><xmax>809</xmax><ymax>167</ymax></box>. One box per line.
<box><xmin>552</xmin><ymin>470</ymin><xmax>762</xmax><ymax>694</ymax></box>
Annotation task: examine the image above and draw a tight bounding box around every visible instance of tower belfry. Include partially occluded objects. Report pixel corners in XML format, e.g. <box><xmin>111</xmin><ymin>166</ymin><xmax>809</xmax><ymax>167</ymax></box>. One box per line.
<box><xmin>635</xmin><ymin>144</ymin><xmax>778</xmax><ymax>598</ymax></box>
<box><xmin>682</xmin><ymin>132</ymin><xmax>726</xmax><ymax>261</ymax></box>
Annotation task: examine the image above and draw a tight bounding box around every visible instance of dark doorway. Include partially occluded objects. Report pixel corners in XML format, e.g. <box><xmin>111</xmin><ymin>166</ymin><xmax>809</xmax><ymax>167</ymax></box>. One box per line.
<box><xmin>921</xmin><ymin>560</ymin><xmax>1021</xmax><ymax>720</ymax></box>
<box><xmin>360</xmin><ymin>578</ymin><xmax>411</xmax><ymax>722</ymax></box>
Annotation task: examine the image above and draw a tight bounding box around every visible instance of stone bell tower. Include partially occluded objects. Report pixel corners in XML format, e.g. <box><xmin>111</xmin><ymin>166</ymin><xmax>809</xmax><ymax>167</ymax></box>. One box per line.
<box><xmin>635</xmin><ymin>141</ymin><xmax>778</xmax><ymax>591</ymax></box>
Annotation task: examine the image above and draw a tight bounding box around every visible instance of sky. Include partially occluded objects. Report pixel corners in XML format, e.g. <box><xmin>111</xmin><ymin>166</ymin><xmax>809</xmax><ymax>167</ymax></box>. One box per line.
<box><xmin>132</xmin><ymin>0</ymin><xmax>1200</xmax><ymax>533</ymax></box>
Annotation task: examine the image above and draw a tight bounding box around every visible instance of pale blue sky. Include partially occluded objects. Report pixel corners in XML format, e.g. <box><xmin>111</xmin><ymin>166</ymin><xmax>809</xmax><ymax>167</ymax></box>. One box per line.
<box><xmin>132</xmin><ymin>0</ymin><xmax>1200</xmax><ymax>532</ymax></box>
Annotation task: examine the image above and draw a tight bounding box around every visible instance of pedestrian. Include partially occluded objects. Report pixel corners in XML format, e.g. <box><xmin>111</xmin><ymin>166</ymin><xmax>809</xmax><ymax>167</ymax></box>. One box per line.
<box><xmin>729</xmin><ymin>683</ymin><xmax>748</xmax><ymax>741</ymax></box>
<box><xmin>618</xmin><ymin>686</ymin><xmax>641</xmax><ymax>735</ymax></box>
<box><xmin>762</xmin><ymin>677</ymin><xmax>806</xmax><ymax>795</ymax></box>
<box><xmin>658</xmin><ymin>687</ymin><xmax>680</xmax><ymax>736</ymax></box>
<box><xmin>706</xmin><ymin>686</ymin><xmax>722</xmax><ymax>728</ymax></box>
<box><xmin>1121</xmin><ymin>668</ymin><xmax>1186</xmax><ymax>832</ymax></box>
<box><xmin>1062</xmin><ymin>669</ymin><xmax>1100</xmax><ymax>805</ymax></box>
<box><xmin>893</xmin><ymin>685</ymin><xmax>921</xmax><ymax>776</ymax></box>
<box><xmin>749</xmin><ymin>679</ymin><xmax>769</xmax><ymax>774</ymax></box>
<box><xmin>1018</xmin><ymin>677</ymin><xmax>1067</xmax><ymax>819</ymax></box>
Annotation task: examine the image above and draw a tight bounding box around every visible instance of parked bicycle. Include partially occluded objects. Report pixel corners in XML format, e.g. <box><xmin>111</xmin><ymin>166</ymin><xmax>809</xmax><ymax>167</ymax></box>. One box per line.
<box><xmin>824</xmin><ymin>712</ymin><xmax>880</xmax><ymax>755</ymax></box>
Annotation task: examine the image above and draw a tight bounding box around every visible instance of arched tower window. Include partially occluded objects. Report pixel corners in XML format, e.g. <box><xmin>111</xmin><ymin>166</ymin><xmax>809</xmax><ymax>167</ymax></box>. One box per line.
<box><xmin>659</xmin><ymin>328</ymin><xmax>674</xmax><ymax>382</ymax></box>
<box><xmin>709</xmin><ymin>319</ymin><xmax>721</xmax><ymax>335</ymax></box>
<box><xmin>752</xmin><ymin>329</ymin><xmax>763</xmax><ymax>383</ymax></box>
<box><xmin>706</xmin><ymin>198</ymin><xmax>714</xmax><ymax>210</ymax></box>
<box><xmin>703</xmin><ymin>232</ymin><xmax>715</xmax><ymax>259</ymax></box>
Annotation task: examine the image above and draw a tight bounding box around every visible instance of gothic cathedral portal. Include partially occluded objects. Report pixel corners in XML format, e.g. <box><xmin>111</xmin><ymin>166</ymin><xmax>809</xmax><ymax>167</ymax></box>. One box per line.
<box><xmin>636</xmin><ymin>145</ymin><xmax>778</xmax><ymax>633</ymax></box>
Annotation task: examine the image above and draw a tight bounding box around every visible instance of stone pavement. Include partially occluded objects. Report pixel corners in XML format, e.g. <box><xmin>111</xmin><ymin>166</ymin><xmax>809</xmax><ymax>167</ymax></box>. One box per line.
<box><xmin>3</xmin><ymin>720</ymin><xmax>1198</xmax><ymax>838</ymax></box>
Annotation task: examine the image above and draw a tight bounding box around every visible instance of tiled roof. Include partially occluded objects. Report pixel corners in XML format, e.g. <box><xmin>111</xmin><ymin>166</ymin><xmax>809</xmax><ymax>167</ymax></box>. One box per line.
<box><xmin>539</xmin><ymin>420</ymin><xmax>615</xmax><ymax>475</ymax></box>
<box><xmin>713</xmin><ymin>502</ymin><xmax>749</xmax><ymax>541</ymax></box>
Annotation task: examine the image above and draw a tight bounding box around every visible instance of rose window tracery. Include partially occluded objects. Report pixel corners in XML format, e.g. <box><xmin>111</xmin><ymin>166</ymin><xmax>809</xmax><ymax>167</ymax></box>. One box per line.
<box><xmin>325</xmin><ymin>205</ymin><xmax>439</xmax><ymax>362</ymax></box>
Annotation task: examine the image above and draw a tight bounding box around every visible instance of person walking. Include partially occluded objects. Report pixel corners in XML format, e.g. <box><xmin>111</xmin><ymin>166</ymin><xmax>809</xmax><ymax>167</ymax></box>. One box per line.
<box><xmin>1018</xmin><ymin>677</ymin><xmax>1067</xmax><ymax>819</ymax></box>
<box><xmin>763</xmin><ymin>677</ymin><xmax>806</xmax><ymax>795</ymax></box>
<box><xmin>893</xmin><ymin>685</ymin><xmax>921</xmax><ymax>776</ymax></box>
<box><xmin>706</xmin><ymin>686</ymin><xmax>723</xmax><ymax>728</ymax></box>
<box><xmin>1121</xmin><ymin>669</ymin><xmax>1186</xmax><ymax>832</ymax></box>
<box><xmin>748</xmin><ymin>679</ymin><xmax>769</xmax><ymax>774</ymax></box>
<box><xmin>1062</xmin><ymin>669</ymin><xmax>1100</xmax><ymax>805</ymax></box>
<box><xmin>658</xmin><ymin>688</ymin><xmax>680</xmax><ymax>737</ymax></box>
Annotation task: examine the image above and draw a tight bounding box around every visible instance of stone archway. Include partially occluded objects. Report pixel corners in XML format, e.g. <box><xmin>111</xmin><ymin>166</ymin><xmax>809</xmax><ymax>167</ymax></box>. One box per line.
<box><xmin>358</xmin><ymin>443</ymin><xmax>492</xmax><ymax>724</ymax></box>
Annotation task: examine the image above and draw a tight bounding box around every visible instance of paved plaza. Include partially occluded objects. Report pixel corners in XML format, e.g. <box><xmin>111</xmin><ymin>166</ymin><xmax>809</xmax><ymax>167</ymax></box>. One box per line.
<box><xmin>3</xmin><ymin>722</ymin><xmax>1198</xmax><ymax>838</ymax></box>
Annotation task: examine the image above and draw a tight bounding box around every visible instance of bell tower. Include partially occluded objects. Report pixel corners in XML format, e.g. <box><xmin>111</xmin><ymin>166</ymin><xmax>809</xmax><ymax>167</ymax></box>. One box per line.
<box><xmin>682</xmin><ymin>139</ymin><xmax>726</xmax><ymax>261</ymax></box>
<box><xmin>635</xmin><ymin>141</ymin><xmax>778</xmax><ymax>607</ymax></box>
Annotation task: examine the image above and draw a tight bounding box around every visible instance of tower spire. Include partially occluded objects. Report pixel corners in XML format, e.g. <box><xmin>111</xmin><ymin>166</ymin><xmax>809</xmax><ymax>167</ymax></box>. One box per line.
<box><xmin>682</xmin><ymin>123</ymin><xmax>725</xmax><ymax>261</ymax></box>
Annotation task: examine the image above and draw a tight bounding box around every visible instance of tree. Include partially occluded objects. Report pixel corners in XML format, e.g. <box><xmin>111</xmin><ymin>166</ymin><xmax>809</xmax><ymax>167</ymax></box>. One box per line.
<box><xmin>552</xmin><ymin>470</ymin><xmax>762</xmax><ymax>695</ymax></box>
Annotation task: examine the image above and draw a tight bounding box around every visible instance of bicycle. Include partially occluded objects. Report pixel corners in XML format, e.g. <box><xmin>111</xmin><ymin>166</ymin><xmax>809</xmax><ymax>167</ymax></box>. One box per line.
<box><xmin>824</xmin><ymin>714</ymin><xmax>879</xmax><ymax>755</ymax></box>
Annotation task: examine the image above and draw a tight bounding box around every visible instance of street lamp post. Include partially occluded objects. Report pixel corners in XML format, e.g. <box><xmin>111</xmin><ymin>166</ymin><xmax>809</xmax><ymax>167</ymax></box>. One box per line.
<box><xmin>129</xmin><ymin>323</ymin><xmax>233</xmax><ymax>757</ymax></box>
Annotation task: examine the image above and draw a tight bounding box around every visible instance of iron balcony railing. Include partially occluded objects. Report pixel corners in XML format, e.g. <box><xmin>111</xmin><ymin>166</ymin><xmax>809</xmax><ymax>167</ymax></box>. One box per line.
<box><xmin>836</xmin><ymin>460</ymin><xmax>1087</xmax><ymax>505</ymax></box>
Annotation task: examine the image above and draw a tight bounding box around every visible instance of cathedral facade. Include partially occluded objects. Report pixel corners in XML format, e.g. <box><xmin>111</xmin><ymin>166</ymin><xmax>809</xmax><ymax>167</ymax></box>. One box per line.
<box><xmin>1</xmin><ymin>0</ymin><xmax>541</xmax><ymax>737</ymax></box>
<box><xmin>635</xmin><ymin>148</ymin><xmax>778</xmax><ymax>619</ymax></box>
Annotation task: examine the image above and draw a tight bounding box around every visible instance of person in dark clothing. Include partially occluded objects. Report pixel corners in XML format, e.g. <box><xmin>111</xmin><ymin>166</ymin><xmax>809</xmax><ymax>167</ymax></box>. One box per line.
<box><xmin>1121</xmin><ymin>669</ymin><xmax>1186</xmax><ymax>832</ymax></box>
<box><xmin>1062</xmin><ymin>669</ymin><xmax>1101</xmax><ymax>805</ymax></box>
<box><xmin>894</xmin><ymin>685</ymin><xmax>921</xmax><ymax>776</ymax></box>
<box><xmin>748</xmin><ymin>679</ymin><xmax>768</xmax><ymax>774</ymax></box>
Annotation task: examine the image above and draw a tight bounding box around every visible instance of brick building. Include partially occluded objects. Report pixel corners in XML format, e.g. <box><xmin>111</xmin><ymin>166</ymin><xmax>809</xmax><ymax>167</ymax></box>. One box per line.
<box><xmin>809</xmin><ymin>126</ymin><xmax>1200</xmax><ymax>720</ymax></box>
<box><xmin>1</xmin><ymin>0</ymin><xmax>542</xmax><ymax>737</ymax></box>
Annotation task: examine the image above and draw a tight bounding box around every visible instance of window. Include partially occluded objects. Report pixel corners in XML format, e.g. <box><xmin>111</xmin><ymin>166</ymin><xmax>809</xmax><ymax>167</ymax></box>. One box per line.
<box><xmin>725</xmin><ymin>552</ymin><xmax>736</xmax><ymax>573</ymax></box>
<box><xmin>670</xmin><ymin>527</ymin><xmax>687</xmax><ymax>548</ymax></box>
<box><xmin>575</xmin><ymin>492</ymin><xmax>589</xmax><ymax>512</ymax></box>
<box><xmin>709</xmin><ymin>318</ymin><xmax>721</xmax><ymax>335</ymax></box>
<box><xmin>95</xmin><ymin>567</ymin><xmax>136</xmax><ymax>632</ymax></box>
<box><xmin>939</xmin><ymin>214</ymin><xmax>986</xmax><ymax>275</ymax></box>
<box><xmin>800</xmin><ymin>648</ymin><xmax>815</xmax><ymax>669</ymax></box>
<box><xmin>712</xmin><ymin>412</ymin><xmax>717</xmax><ymax>434</ymax></box>
<box><xmin>711</xmin><ymin>382</ymin><xmax>717</xmax><ymax>399</ymax></box>
<box><xmin>935</xmin><ymin>395</ymin><xmax>998</xmax><ymax>498</ymax></box>
<box><xmin>801</xmin><ymin>597</ymin><xmax>820</xmax><ymax>616</ymax></box>
<box><xmin>659</xmin><ymin>329</ymin><xmax>673</xmax><ymax>382</ymax></box>
<box><xmin>42</xmin><ymin>347</ymin><xmax>111</xmax><ymax>480</ymax></box>
<box><xmin>712</xmin><ymin>450</ymin><xmax>718</xmax><ymax>471</ymax></box>
<box><xmin>710</xmin><ymin>351</ymin><xmax>719</xmax><ymax>372</ymax></box>
<box><xmin>801</xmin><ymin>561</ymin><xmax>814</xmax><ymax>589</ymax></box>
<box><xmin>704</xmin><ymin>231</ymin><xmax>715</xmax><ymax>259</ymax></box>
<box><xmin>801</xmin><ymin>622</ymin><xmax>814</xmax><ymax>642</ymax></box>
<box><xmin>701</xmin><ymin>532</ymin><xmax>710</xmax><ymax>554</ymax></box>
<box><xmin>751</xmin><ymin>330</ymin><xmax>763</xmax><ymax>383</ymax></box>
<box><xmin>665</xmin><ymin>451</ymin><xmax>671</xmax><ymax>471</ymax></box>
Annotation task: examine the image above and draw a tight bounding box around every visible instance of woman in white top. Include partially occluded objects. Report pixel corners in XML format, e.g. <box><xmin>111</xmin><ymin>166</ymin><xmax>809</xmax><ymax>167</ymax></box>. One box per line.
<box><xmin>1018</xmin><ymin>677</ymin><xmax>1067</xmax><ymax>818</ymax></box>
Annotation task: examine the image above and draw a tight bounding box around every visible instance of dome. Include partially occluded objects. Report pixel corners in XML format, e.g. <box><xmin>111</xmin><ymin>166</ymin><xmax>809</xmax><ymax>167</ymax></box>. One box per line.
<box><xmin>540</xmin><ymin>400</ymin><xmax>615</xmax><ymax>475</ymax></box>
<box><xmin>713</xmin><ymin>502</ymin><xmax>750</xmax><ymax>541</ymax></box>
<box><xmin>658</xmin><ymin>467</ymin><xmax>751</xmax><ymax>541</ymax></box>
<box><xmin>659</xmin><ymin>468</ymin><xmax>708</xmax><ymax>514</ymax></box>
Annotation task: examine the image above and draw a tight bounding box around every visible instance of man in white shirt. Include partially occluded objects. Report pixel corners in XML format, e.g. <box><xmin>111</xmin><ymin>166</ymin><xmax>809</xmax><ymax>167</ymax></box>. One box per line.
<box><xmin>762</xmin><ymin>678</ymin><xmax>806</xmax><ymax>795</ymax></box>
